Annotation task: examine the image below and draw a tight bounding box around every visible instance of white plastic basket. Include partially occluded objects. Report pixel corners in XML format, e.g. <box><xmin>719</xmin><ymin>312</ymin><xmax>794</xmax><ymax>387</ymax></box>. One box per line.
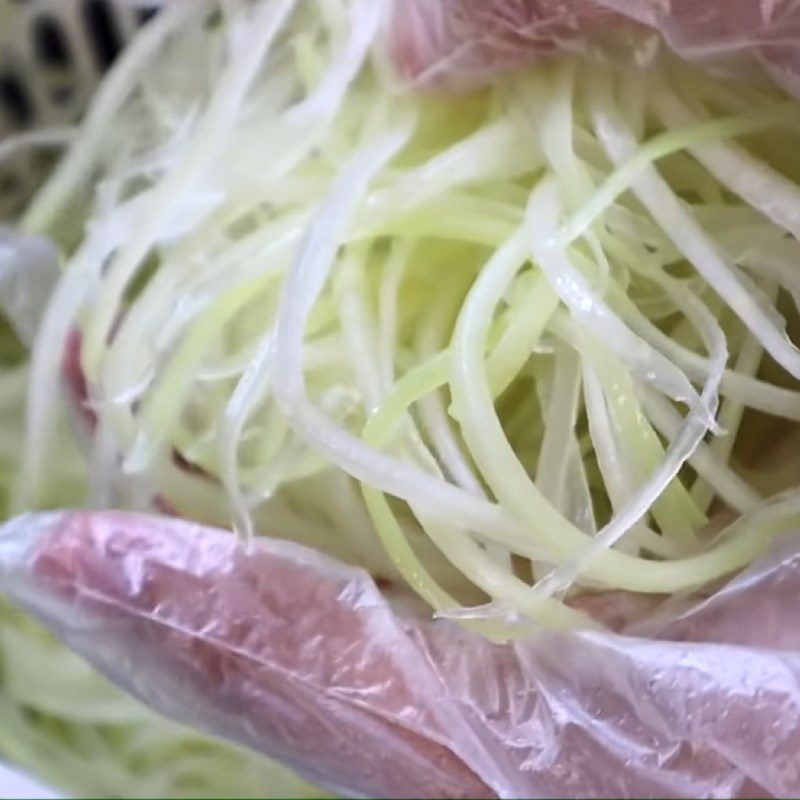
<box><xmin>0</xmin><ymin>0</ymin><xmax>157</xmax><ymax>217</ymax></box>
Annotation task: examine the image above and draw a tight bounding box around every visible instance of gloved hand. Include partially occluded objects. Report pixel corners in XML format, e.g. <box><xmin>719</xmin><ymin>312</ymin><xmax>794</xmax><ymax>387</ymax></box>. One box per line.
<box><xmin>2</xmin><ymin>508</ymin><xmax>800</xmax><ymax>798</ymax></box>
<box><xmin>5</xmin><ymin>2</ymin><xmax>800</xmax><ymax>799</ymax></box>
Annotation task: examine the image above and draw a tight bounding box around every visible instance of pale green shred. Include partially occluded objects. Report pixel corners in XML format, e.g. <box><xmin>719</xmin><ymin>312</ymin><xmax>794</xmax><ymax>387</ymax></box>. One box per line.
<box><xmin>16</xmin><ymin>0</ymin><xmax>800</xmax><ymax>621</ymax></box>
<box><xmin>4</xmin><ymin>0</ymin><xmax>800</xmax><ymax>792</ymax></box>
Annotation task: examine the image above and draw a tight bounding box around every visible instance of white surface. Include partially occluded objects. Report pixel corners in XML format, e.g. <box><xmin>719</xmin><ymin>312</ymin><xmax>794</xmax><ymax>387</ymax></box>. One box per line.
<box><xmin>0</xmin><ymin>763</ymin><xmax>61</xmax><ymax>799</ymax></box>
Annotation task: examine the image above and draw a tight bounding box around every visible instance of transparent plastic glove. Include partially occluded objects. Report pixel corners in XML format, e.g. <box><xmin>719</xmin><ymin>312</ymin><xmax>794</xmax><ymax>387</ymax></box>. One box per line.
<box><xmin>389</xmin><ymin>0</ymin><xmax>800</xmax><ymax>95</ymax></box>
<box><xmin>2</xmin><ymin>510</ymin><xmax>800</xmax><ymax>799</ymax></box>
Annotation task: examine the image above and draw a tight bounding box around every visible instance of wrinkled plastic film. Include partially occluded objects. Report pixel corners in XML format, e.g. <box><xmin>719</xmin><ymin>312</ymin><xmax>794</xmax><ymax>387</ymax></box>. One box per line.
<box><xmin>387</xmin><ymin>0</ymin><xmax>643</xmax><ymax>90</ymax></box>
<box><xmin>388</xmin><ymin>0</ymin><xmax>800</xmax><ymax>94</ymax></box>
<box><xmin>595</xmin><ymin>0</ymin><xmax>800</xmax><ymax>56</ymax></box>
<box><xmin>3</xmin><ymin>510</ymin><xmax>800</xmax><ymax>799</ymax></box>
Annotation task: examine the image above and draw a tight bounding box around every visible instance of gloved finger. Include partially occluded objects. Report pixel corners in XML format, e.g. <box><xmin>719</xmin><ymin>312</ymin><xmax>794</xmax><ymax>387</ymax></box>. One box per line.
<box><xmin>442</xmin><ymin>628</ymin><xmax>800</xmax><ymax>798</ymax></box>
<box><xmin>603</xmin><ymin>0</ymin><xmax>800</xmax><ymax>98</ymax></box>
<box><xmin>387</xmin><ymin>0</ymin><xmax>800</xmax><ymax>93</ymax></box>
<box><xmin>417</xmin><ymin>537</ymin><xmax>800</xmax><ymax>798</ymax></box>
<box><xmin>0</xmin><ymin>510</ymin><xmax>490</xmax><ymax>799</ymax></box>
<box><xmin>597</xmin><ymin>0</ymin><xmax>800</xmax><ymax>56</ymax></box>
<box><xmin>388</xmin><ymin>0</ymin><xmax>627</xmax><ymax>89</ymax></box>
